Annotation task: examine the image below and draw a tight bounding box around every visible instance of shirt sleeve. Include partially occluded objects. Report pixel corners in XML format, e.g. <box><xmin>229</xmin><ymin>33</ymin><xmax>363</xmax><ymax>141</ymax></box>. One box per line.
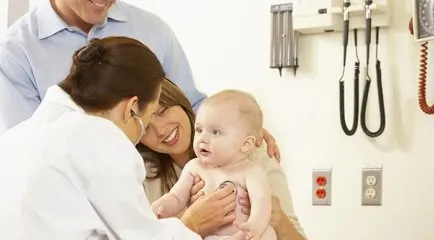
<box><xmin>84</xmin><ymin>135</ymin><xmax>201</xmax><ymax>240</ymax></box>
<box><xmin>161</xmin><ymin>26</ymin><xmax>206</xmax><ymax>111</ymax></box>
<box><xmin>0</xmin><ymin>41</ymin><xmax>40</xmax><ymax>135</ymax></box>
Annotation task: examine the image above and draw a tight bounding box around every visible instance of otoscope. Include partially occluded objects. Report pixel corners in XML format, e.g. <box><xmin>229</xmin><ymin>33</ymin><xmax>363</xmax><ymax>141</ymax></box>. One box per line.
<box><xmin>339</xmin><ymin>0</ymin><xmax>360</xmax><ymax>136</ymax></box>
<box><xmin>360</xmin><ymin>0</ymin><xmax>386</xmax><ymax>137</ymax></box>
<box><xmin>342</xmin><ymin>0</ymin><xmax>350</xmax><ymax>68</ymax></box>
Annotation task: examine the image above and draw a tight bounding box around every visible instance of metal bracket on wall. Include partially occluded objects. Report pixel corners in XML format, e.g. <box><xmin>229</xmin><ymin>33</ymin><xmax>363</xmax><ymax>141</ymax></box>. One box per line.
<box><xmin>270</xmin><ymin>3</ymin><xmax>300</xmax><ymax>77</ymax></box>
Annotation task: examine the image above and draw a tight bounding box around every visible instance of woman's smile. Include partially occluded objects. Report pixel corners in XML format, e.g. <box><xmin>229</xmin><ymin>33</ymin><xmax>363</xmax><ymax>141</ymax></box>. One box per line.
<box><xmin>162</xmin><ymin>127</ymin><xmax>179</xmax><ymax>146</ymax></box>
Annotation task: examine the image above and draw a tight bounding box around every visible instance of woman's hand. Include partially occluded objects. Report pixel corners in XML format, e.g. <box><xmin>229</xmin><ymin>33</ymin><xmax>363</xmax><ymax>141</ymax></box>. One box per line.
<box><xmin>257</xmin><ymin>128</ymin><xmax>281</xmax><ymax>162</ymax></box>
<box><xmin>269</xmin><ymin>196</ymin><xmax>285</xmax><ymax>230</ymax></box>
<box><xmin>269</xmin><ymin>197</ymin><xmax>305</xmax><ymax>240</ymax></box>
<box><xmin>182</xmin><ymin>182</ymin><xmax>237</xmax><ymax>237</ymax></box>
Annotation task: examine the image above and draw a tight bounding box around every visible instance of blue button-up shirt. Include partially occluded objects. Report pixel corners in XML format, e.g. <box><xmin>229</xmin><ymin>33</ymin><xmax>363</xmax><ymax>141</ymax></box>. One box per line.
<box><xmin>0</xmin><ymin>0</ymin><xmax>206</xmax><ymax>135</ymax></box>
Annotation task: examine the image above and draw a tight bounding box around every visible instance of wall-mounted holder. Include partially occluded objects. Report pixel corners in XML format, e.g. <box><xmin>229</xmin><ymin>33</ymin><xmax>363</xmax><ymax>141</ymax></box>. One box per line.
<box><xmin>270</xmin><ymin>3</ymin><xmax>299</xmax><ymax>76</ymax></box>
<box><xmin>293</xmin><ymin>0</ymin><xmax>390</xmax><ymax>34</ymax></box>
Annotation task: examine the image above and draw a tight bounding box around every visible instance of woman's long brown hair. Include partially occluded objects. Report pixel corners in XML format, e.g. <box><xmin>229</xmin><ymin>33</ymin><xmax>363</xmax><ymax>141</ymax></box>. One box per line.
<box><xmin>136</xmin><ymin>79</ymin><xmax>196</xmax><ymax>194</ymax></box>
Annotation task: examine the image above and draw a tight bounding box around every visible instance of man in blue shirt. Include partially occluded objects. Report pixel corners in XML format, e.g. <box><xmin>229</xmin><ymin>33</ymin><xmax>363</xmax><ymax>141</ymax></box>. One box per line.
<box><xmin>0</xmin><ymin>0</ymin><xmax>206</xmax><ymax>135</ymax></box>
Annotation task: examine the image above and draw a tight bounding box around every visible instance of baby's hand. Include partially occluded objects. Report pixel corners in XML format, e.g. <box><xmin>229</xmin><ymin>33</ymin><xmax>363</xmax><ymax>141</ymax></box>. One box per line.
<box><xmin>151</xmin><ymin>202</ymin><xmax>160</xmax><ymax>216</ymax></box>
<box><xmin>234</xmin><ymin>222</ymin><xmax>260</xmax><ymax>240</ymax></box>
<box><xmin>156</xmin><ymin>206</ymin><xmax>169</xmax><ymax>219</ymax></box>
<box><xmin>151</xmin><ymin>202</ymin><xmax>166</xmax><ymax>219</ymax></box>
<box><xmin>152</xmin><ymin>202</ymin><xmax>169</xmax><ymax>219</ymax></box>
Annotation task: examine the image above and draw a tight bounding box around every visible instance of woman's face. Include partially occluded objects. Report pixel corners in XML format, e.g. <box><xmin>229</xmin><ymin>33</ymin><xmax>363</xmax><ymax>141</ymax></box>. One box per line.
<box><xmin>141</xmin><ymin>104</ymin><xmax>192</xmax><ymax>156</ymax></box>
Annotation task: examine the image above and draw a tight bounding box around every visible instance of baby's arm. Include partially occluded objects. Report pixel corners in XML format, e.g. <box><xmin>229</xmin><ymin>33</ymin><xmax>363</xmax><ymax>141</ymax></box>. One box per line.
<box><xmin>241</xmin><ymin>164</ymin><xmax>272</xmax><ymax>238</ymax></box>
<box><xmin>151</xmin><ymin>160</ymin><xmax>197</xmax><ymax>218</ymax></box>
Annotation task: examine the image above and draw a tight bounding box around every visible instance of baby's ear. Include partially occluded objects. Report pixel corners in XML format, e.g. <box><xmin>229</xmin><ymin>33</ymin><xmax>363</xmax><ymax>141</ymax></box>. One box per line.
<box><xmin>241</xmin><ymin>136</ymin><xmax>256</xmax><ymax>153</ymax></box>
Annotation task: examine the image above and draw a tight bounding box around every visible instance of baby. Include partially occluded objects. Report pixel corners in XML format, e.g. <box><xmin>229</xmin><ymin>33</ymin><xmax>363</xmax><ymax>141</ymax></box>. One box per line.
<box><xmin>151</xmin><ymin>90</ymin><xmax>276</xmax><ymax>240</ymax></box>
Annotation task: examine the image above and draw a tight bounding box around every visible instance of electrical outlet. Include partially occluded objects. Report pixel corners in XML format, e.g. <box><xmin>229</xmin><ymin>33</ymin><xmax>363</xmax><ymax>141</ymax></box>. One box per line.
<box><xmin>361</xmin><ymin>167</ymin><xmax>382</xmax><ymax>206</ymax></box>
<box><xmin>365</xmin><ymin>175</ymin><xmax>377</xmax><ymax>186</ymax></box>
<box><xmin>312</xmin><ymin>169</ymin><xmax>332</xmax><ymax>206</ymax></box>
<box><xmin>365</xmin><ymin>188</ymin><xmax>377</xmax><ymax>198</ymax></box>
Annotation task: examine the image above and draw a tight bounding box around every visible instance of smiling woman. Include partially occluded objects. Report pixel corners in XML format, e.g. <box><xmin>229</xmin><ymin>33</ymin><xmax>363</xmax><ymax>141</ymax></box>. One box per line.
<box><xmin>139</xmin><ymin>79</ymin><xmax>196</xmax><ymax>193</ymax></box>
<box><xmin>143</xmin><ymin>104</ymin><xmax>193</xmax><ymax>162</ymax></box>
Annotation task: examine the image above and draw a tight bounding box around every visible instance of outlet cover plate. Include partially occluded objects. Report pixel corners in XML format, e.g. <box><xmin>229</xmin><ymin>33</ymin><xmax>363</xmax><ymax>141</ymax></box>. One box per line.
<box><xmin>312</xmin><ymin>169</ymin><xmax>332</xmax><ymax>206</ymax></box>
<box><xmin>361</xmin><ymin>167</ymin><xmax>382</xmax><ymax>206</ymax></box>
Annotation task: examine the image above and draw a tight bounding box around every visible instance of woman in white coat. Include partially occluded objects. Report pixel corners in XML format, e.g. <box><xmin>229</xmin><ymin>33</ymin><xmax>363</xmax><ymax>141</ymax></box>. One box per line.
<box><xmin>0</xmin><ymin>37</ymin><xmax>201</xmax><ymax>240</ymax></box>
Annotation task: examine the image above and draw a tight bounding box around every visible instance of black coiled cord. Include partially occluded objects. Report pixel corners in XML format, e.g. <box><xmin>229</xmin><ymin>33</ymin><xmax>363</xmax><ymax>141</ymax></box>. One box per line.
<box><xmin>360</xmin><ymin>26</ymin><xmax>385</xmax><ymax>137</ymax></box>
<box><xmin>339</xmin><ymin>29</ymin><xmax>360</xmax><ymax>136</ymax></box>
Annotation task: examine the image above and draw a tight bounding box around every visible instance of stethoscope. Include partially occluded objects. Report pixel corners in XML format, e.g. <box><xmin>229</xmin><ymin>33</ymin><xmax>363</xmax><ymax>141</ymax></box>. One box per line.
<box><xmin>338</xmin><ymin>0</ymin><xmax>385</xmax><ymax>138</ymax></box>
<box><xmin>217</xmin><ymin>180</ymin><xmax>238</xmax><ymax>195</ymax></box>
<box><xmin>360</xmin><ymin>0</ymin><xmax>385</xmax><ymax>138</ymax></box>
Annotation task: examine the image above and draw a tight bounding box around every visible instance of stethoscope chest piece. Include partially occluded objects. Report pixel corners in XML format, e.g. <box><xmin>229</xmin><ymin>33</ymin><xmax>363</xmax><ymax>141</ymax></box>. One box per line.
<box><xmin>217</xmin><ymin>180</ymin><xmax>238</xmax><ymax>195</ymax></box>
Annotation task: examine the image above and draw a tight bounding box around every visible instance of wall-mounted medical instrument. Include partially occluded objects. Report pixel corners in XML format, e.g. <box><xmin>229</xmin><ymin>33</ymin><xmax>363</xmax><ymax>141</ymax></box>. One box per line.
<box><xmin>360</xmin><ymin>0</ymin><xmax>386</xmax><ymax>138</ymax></box>
<box><xmin>292</xmin><ymin>0</ymin><xmax>389</xmax><ymax>34</ymax></box>
<box><xmin>270</xmin><ymin>3</ymin><xmax>299</xmax><ymax>76</ymax></box>
<box><xmin>292</xmin><ymin>0</ymin><xmax>390</xmax><ymax>137</ymax></box>
<box><xmin>409</xmin><ymin>0</ymin><xmax>434</xmax><ymax>114</ymax></box>
<box><xmin>339</xmin><ymin>0</ymin><xmax>360</xmax><ymax>136</ymax></box>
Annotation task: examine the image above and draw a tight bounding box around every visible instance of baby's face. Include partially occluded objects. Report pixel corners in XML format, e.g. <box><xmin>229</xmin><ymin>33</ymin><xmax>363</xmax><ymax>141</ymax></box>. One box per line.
<box><xmin>193</xmin><ymin>103</ymin><xmax>248</xmax><ymax>167</ymax></box>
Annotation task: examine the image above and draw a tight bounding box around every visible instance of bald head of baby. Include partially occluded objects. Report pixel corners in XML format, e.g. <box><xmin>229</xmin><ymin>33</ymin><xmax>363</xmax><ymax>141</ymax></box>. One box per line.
<box><xmin>202</xmin><ymin>90</ymin><xmax>263</xmax><ymax>138</ymax></box>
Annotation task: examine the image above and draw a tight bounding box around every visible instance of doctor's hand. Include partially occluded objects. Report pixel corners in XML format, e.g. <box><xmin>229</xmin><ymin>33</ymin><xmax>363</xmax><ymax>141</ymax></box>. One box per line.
<box><xmin>181</xmin><ymin>183</ymin><xmax>237</xmax><ymax>237</ymax></box>
<box><xmin>257</xmin><ymin>128</ymin><xmax>281</xmax><ymax>162</ymax></box>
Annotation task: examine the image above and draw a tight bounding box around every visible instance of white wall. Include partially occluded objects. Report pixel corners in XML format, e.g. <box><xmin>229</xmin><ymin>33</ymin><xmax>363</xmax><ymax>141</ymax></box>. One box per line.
<box><xmin>0</xmin><ymin>0</ymin><xmax>29</xmax><ymax>36</ymax></box>
<box><xmin>0</xmin><ymin>1</ymin><xmax>9</xmax><ymax>35</ymax></box>
<box><xmin>8</xmin><ymin>0</ymin><xmax>29</xmax><ymax>27</ymax></box>
<box><xmin>125</xmin><ymin>1</ymin><xmax>434</xmax><ymax>240</ymax></box>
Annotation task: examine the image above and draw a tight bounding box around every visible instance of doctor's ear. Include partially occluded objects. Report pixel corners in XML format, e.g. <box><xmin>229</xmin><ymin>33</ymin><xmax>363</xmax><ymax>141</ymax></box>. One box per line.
<box><xmin>123</xmin><ymin>96</ymin><xmax>139</xmax><ymax>122</ymax></box>
<box><xmin>241</xmin><ymin>136</ymin><xmax>256</xmax><ymax>153</ymax></box>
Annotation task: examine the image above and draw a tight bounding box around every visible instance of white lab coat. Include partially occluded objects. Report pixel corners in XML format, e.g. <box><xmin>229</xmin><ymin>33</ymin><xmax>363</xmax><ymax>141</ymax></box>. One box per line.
<box><xmin>0</xmin><ymin>86</ymin><xmax>201</xmax><ymax>240</ymax></box>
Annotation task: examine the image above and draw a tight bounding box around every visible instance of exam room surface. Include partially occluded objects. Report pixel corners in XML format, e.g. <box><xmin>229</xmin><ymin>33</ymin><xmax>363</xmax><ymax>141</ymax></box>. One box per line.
<box><xmin>9</xmin><ymin>0</ymin><xmax>434</xmax><ymax>239</ymax></box>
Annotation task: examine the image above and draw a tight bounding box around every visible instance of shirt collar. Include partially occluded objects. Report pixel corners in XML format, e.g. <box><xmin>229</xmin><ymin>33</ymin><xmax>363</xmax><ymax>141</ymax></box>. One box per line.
<box><xmin>108</xmin><ymin>1</ymin><xmax>128</xmax><ymax>22</ymax></box>
<box><xmin>37</xmin><ymin>0</ymin><xmax>128</xmax><ymax>40</ymax></box>
<box><xmin>42</xmin><ymin>86</ymin><xmax>85</xmax><ymax>113</ymax></box>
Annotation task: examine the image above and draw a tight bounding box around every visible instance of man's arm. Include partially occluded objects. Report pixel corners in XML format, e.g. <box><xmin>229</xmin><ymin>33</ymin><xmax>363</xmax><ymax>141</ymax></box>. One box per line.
<box><xmin>162</xmin><ymin>26</ymin><xmax>206</xmax><ymax>111</ymax></box>
<box><xmin>0</xmin><ymin>43</ymin><xmax>40</xmax><ymax>135</ymax></box>
<box><xmin>152</xmin><ymin>161</ymin><xmax>196</xmax><ymax>218</ymax></box>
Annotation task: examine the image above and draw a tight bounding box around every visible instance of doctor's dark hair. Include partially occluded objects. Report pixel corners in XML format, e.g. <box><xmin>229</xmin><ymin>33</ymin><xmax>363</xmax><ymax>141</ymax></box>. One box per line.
<box><xmin>136</xmin><ymin>79</ymin><xmax>196</xmax><ymax>194</ymax></box>
<box><xmin>59</xmin><ymin>37</ymin><xmax>165</xmax><ymax>112</ymax></box>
